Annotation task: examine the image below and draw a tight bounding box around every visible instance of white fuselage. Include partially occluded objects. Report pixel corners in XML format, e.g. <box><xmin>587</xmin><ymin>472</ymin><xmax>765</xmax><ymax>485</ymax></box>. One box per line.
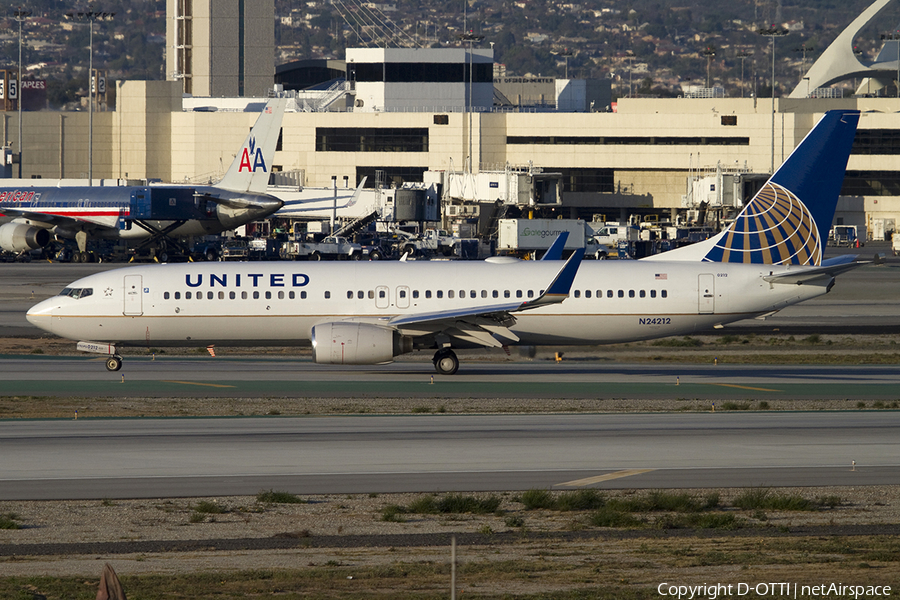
<box><xmin>26</xmin><ymin>259</ymin><xmax>830</xmax><ymax>349</ymax></box>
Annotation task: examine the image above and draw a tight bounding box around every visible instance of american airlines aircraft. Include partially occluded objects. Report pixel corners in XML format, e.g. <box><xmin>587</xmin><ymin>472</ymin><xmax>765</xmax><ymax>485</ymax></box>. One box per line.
<box><xmin>27</xmin><ymin>110</ymin><xmax>865</xmax><ymax>375</ymax></box>
<box><xmin>0</xmin><ymin>98</ymin><xmax>286</xmax><ymax>261</ymax></box>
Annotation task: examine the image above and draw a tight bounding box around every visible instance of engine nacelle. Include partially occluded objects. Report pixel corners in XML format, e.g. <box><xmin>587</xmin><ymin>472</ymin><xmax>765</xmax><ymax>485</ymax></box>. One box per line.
<box><xmin>0</xmin><ymin>223</ymin><xmax>51</xmax><ymax>252</ymax></box>
<box><xmin>311</xmin><ymin>322</ymin><xmax>412</xmax><ymax>365</ymax></box>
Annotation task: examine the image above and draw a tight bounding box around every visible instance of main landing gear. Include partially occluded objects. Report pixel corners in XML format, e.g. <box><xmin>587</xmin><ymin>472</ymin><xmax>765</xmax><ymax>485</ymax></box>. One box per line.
<box><xmin>432</xmin><ymin>349</ymin><xmax>459</xmax><ymax>375</ymax></box>
<box><xmin>105</xmin><ymin>356</ymin><xmax>123</xmax><ymax>371</ymax></box>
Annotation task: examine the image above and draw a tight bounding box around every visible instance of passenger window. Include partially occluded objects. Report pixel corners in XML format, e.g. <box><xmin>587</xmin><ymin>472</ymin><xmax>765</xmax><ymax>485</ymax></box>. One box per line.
<box><xmin>253</xmin><ymin>291</ymin><xmax>260</xmax><ymax>300</ymax></box>
<box><xmin>650</xmin><ymin>290</ymin><xmax>657</xmax><ymax>298</ymax></box>
<box><xmin>289</xmin><ymin>291</ymin><xmax>295</xmax><ymax>299</ymax></box>
<box><xmin>358</xmin><ymin>291</ymin><xmax>365</xmax><ymax>299</ymax></box>
<box><xmin>618</xmin><ymin>290</ymin><xmax>624</xmax><ymax>298</ymax></box>
<box><xmin>325</xmin><ymin>291</ymin><xmax>331</xmax><ymax>299</ymax></box>
<box><xmin>186</xmin><ymin>292</ymin><xmax>192</xmax><ymax>299</ymax></box>
<box><xmin>448</xmin><ymin>290</ymin><xmax>455</xmax><ymax>299</ymax></box>
<box><xmin>347</xmin><ymin>291</ymin><xmax>354</xmax><ymax>299</ymax></box>
<box><xmin>164</xmin><ymin>292</ymin><xmax>170</xmax><ymax>300</ymax></box>
<box><xmin>629</xmin><ymin>290</ymin><xmax>635</xmax><ymax>298</ymax></box>
<box><xmin>482</xmin><ymin>290</ymin><xmax>488</xmax><ymax>298</ymax></box>
<box><xmin>301</xmin><ymin>291</ymin><xmax>307</xmax><ymax>299</ymax></box>
<box><xmin>425</xmin><ymin>290</ymin><xmax>432</xmax><ymax>299</ymax></box>
<box><xmin>516</xmin><ymin>290</ymin><xmax>523</xmax><ymax>298</ymax></box>
<box><xmin>265</xmin><ymin>291</ymin><xmax>272</xmax><ymax>300</ymax></box>
<box><xmin>242</xmin><ymin>291</ymin><xmax>248</xmax><ymax>299</ymax></box>
<box><xmin>207</xmin><ymin>291</ymin><xmax>214</xmax><ymax>300</ymax></box>
<box><xmin>379</xmin><ymin>290</ymin><xmax>386</xmax><ymax>299</ymax></box>
<box><xmin>218</xmin><ymin>291</ymin><xmax>225</xmax><ymax>300</ymax></box>
<box><xmin>662</xmin><ymin>290</ymin><xmax>668</xmax><ymax>298</ymax></box>
<box><xmin>461</xmin><ymin>290</ymin><xmax>467</xmax><ymax>298</ymax></box>
<box><xmin>80</xmin><ymin>288</ymin><xmax>93</xmax><ymax>298</ymax></box>
<box><xmin>369</xmin><ymin>290</ymin><xmax>375</xmax><ymax>299</ymax></box>
<box><xmin>640</xmin><ymin>290</ymin><xmax>646</xmax><ymax>298</ymax></box>
<box><xmin>278</xmin><ymin>291</ymin><xmax>284</xmax><ymax>300</ymax></box>
<box><xmin>399</xmin><ymin>290</ymin><xmax>407</xmax><ymax>298</ymax></box>
<box><xmin>437</xmin><ymin>290</ymin><xmax>443</xmax><ymax>298</ymax></box>
<box><xmin>607</xmin><ymin>290</ymin><xmax>613</xmax><ymax>298</ymax></box>
<box><xmin>504</xmin><ymin>290</ymin><xmax>510</xmax><ymax>298</ymax></box>
<box><xmin>230</xmin><ymin>291</ymin><xmax>236</xmax><ymax>299</ymax></box>
<box><xmin>585</xmin><ymin>290</ymin><xmax>592</xmax><ymax>298</ymax></box>
<box><xmin>527</xmin><ymin>290</ymin><xmax>534</xmax><ymax>298</ymax></box>
<box><xmin>174</xmin><ymin>292</ymin><xmax>180</xmax><ymax>300</ymax></box>
<box><xmin>574</xmin><ymin>290</ymin><xmax>581</xmax><ymax>298</ymax></box>
<box><xmin>413</xmin><ymin>290</ymin><xmax>419</xmax><ymax>299</ymax></box>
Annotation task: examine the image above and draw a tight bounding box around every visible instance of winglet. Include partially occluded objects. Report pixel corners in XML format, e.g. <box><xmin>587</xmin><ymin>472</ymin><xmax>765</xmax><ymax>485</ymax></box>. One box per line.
<box><xmin>523</xmin><ymin>247</ymin><xmax>584</xmax><ymax>308</ymax></box>
<box><xmin>540</xmin><ymin>232</ymin><xmax>570</xmax><ymax>260</ymax></box>
<box><xmin>217</xmin><ymin>97</ymin><xmax>288</xmax><ymax>194</ymax></box>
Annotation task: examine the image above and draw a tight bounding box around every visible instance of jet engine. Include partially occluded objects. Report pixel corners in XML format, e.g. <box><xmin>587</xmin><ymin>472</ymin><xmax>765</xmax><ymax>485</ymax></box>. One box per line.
<box><xmin>0</xmin><ymin>223</ymin><xmax>51</xmax><ymax>252</ymax></box>
<box><xmin>311</xmin><ymin>322</ymin><xmax>412</xmax><ymax>365</ymax></box>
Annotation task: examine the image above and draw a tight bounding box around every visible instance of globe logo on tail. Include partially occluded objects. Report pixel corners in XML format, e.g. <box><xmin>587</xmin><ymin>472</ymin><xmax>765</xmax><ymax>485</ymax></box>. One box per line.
<box><xmin>703</xmin><ymin>182</ymin><xmax>821</xmax><ymax>266</ymax></box>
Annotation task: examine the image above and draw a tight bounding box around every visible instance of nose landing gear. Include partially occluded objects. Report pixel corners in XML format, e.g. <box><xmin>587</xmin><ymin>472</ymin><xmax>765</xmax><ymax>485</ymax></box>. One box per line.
<box><xmin>105</xmin><ymin>356</ymin><xmax>123</xmax><ymax>371</ymax></box>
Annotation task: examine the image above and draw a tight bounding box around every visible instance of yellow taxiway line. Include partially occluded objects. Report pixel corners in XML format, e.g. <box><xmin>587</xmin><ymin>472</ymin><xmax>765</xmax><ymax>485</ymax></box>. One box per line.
<box><xmin>557</xmin><ymin>469</ymin><xmax>656</xmax><ymax>487</ymax></box>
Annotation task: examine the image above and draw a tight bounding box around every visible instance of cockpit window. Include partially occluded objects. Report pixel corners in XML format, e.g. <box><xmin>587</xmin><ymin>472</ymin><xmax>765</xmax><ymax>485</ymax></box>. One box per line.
<box><xmin>58</xmin><ymin>287</ymin><xmax>93</xmax><ymax>299</ymax></box>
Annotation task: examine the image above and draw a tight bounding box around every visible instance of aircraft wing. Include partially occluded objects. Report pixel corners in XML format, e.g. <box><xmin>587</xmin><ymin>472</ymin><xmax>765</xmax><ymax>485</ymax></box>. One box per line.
<box><xmin>762</xmin><ymin>254</ymin><xmax>880</xmax><ymax>285</ymax></box>
<box><xmin>387</xmin><ymin>248</ymin><xmax>585</xmax><ymax>347</ymax></box>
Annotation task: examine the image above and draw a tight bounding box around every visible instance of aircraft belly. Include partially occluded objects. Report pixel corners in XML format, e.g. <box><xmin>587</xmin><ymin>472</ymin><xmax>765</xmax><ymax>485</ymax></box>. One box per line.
<box><xmin>511</xmin><ymin>313</ymin><xmax>741</xmax><ymax>345</ymax></box>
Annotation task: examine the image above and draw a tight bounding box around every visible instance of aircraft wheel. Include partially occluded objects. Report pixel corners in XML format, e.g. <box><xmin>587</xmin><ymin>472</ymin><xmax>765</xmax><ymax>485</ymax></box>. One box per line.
<box><xmin>311</xmin><ymin>252</ymin><xmax>322</xmax><ymax>261</ymax></box>
<box><xmin>105</xmin><ymin>356</ymin><xmax>123</xmax><ymax>372</ymax></box>
<box><xmin>370</xmin><ymin>251</ymin><xmax>382</xmax><ymax>261</ymax></box>
<box><xmin>206</xmin><ymin>249</ymin><xmax>217</xmax><ymax>261</ymax></box>
<box><xmin>351</xmin><ymin>253</ymin><xmax>361</xmax><ymax>260</ymax></box>
<box><xmin>433</xmin><ymin>349</ymin><xmax>459</xmax><ymax>376</ymax></box>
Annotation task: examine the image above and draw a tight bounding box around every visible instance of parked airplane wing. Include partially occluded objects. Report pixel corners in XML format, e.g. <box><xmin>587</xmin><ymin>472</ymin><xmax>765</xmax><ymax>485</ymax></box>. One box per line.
<box><xmin>762</xmin><ymin>254</ymin><xmax>879</xmax><ymax>285</ymax></box>
<box><xmin>0</xmin><ymin>205</ymin><xmax>115</xmax><ymax>228</ymax></box>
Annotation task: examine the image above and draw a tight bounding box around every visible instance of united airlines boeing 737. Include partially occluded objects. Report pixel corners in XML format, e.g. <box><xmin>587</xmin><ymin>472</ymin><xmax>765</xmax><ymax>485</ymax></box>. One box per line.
<box><xmin>0</xmin><ymin>98</ymin><xmax>286</xmax><ymax>261</ymax></box>
<box><xmin>27</xmin><ymin>110</ymin><xmax>865</xmax><ymax>375</ymax></box>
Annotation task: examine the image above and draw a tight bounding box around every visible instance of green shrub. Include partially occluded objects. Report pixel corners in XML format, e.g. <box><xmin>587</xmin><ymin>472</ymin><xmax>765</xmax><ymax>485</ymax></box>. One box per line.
<box><xmin>520</xmin><ymin>489</ymin><xmax>556</xmax><ymax>510</ymax></box>
<box><xmin>406</xmin><ymin>495</ymin><xmax>438</xmax><ymax>514</ymax></box>
<box><xmin>504</xmin><ymin>515</ymin><xmax>525</xmax><ymax>527</ymax></box>
<box><xmin>380</xmin><ymin>504</ymin><xmax>406</xmax><ymax>522</ymax></box>
<box><xmin>436</xmin><ymin>493</ymin><xmax>501</xmax><ymax>514</ymax></box>
<box><xmin>555</xmin><ymin>489</ymin><xmax>605</xmax><ymax>511</ymax></box>
<box><xmin>256</xmin><ymin>490</ymin><xmax>305</xmax><ymax>504</ymax></box>
<box><xmin>192</xmin><ymin>500</ymin><xmax>226</xmax><ymax>514</ymax></box>
<box><xmin>732</xmin><ymin>488</ymin><xmax>817</xmax><ymax>511</ymax></box>
<box><xmin>588</xmin><ymin>507</ymin><xmax>643</xmax><ymax>528</ymax></box>
<box><xmin>0</xmin><ymin>513</ymin><xmax>20</xmax><ymax>530</ymax></box>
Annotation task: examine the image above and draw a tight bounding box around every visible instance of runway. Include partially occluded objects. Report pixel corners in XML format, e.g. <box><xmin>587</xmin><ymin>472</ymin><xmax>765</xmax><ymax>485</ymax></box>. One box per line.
<box><xmin>1</xmin><ymin>412</ymin><xmax>897</xmax><ymax>500</ymax></box>
<box><xmin>3</xmin><ymin>356</ymin><xmax>900</xmax><ymax>399</ymax></box>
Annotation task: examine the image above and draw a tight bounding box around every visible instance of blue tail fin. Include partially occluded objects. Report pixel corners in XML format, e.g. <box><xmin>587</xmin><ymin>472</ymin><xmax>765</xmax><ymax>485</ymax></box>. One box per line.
<box><xmin>701</xmin><ymin>110</ymin><xmax>859</xmax><ymax>266</ymax></box>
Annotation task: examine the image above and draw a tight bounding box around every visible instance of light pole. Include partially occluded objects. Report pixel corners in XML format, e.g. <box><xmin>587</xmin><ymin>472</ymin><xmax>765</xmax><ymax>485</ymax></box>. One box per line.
<box><xmin>737</xmin><ymin>51</ymin><xmax>753</xmax><ymax>98</ymax></box>
<box><xmin>759</xmin><ymin>26</ymin><xmax>789</xmax><ymax>174</ymax></box>
<box><xmin>14</xmin><ymin>8</ymin><xmax>32</xmax><ymax>179</ymax></box>
<box><xmin>792</xmin><ymin>43</ymin><xmax>815</xmax><ymax>94</ymax></box>
<box><xmin>65</xmin><ymin>8</ymin><xmax>115</xmax><ymax>185</ymax></box>
<box><xmin>702</xmin><ymin>46</ymin><xmax>716</xmax><ymax>88</ymax></box>
<box><xmin>458</xmin><ymin>31</ymin><xmax>484</xmax><ymax>172</ymax></box>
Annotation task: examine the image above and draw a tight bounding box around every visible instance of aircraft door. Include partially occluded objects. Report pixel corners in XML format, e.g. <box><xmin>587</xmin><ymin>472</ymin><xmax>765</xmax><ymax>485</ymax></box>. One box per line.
<box><xmin>375</xmin><ymin>285</ymin><xmax>389</xmax><ymax>309</ymax></box>
<box><xmin>396</xmin><ymin>286</ymin><xmax>410</xmax><ymax>309</ymax></box>
<box><xmin>124</xmin><ymin>274</ymin><xmax>143</xmax><ymax>316</ymax></box>
<box><xmin>698</xmin><ymin>273</ymin><xmax>715</xmax><ymax>314</ymax></box>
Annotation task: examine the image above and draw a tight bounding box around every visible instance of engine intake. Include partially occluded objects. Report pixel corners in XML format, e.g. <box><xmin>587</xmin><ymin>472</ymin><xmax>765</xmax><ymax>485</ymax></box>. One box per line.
<box><xmin>0</xmin><ymin>223</ymin><xmax>51</xmax><ymax>252</ymax></box>
<box><xmin>311</xmin><ymin>322</ymin><xmax>412</xmax><ymax>365</ymax></box>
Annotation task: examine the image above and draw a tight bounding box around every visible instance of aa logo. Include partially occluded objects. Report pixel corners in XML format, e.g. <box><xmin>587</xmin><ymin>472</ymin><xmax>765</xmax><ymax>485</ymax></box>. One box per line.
<box><xmin>238</xmin><ymin>136</ymin><xmax>267</xmax><ymax>173</ymax></box>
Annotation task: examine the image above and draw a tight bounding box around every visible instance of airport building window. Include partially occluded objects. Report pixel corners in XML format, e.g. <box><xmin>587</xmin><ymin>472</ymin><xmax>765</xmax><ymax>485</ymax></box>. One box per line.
<box><xmin>354</xmin><ymin>61</ymin><xmax>493</xmax><ymax>83</ymax></box>
<box><xmin>850</xmin><ymin>130</ymin><xmax>900</xmax><ymax>155</ymax></box>
<box><xmin>841</xmin><ymin>171</ymin><xmax>900</xmax><ymax>196</ymax></box>
<box><xmin>508</xmin><ymin>135</ymin><xmax>749</xmax><ymax>146</ymax></box>
<box><xmin>316</xmin><ymin>127</ymin><xmax>429</xmax><ymax>152</ymax></box>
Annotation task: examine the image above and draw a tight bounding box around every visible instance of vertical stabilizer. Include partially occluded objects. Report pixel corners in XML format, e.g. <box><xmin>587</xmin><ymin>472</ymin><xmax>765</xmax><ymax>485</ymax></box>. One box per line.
<box><xmin>216</xmin><ymin>98</ymin><xmax>287</xmax><ymax>194</ymax></box>
<box><xmin>653</xmin><ymin>110</ymin><xmax>860</xmax><ymax>265</ymax></box>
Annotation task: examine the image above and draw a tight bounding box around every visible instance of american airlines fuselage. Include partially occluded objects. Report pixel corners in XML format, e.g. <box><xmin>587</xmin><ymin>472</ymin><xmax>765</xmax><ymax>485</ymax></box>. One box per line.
<box><xmin>26</xmin><ymin>259</ymin><xmax>829</xmax><ymax>349</ymax></box>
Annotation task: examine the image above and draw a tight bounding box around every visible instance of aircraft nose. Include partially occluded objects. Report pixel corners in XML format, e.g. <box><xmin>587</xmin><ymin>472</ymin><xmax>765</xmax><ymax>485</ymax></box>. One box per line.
<box><xmin>26</xmin><ymin>298</ymin><xmax>56</xmax><ymax>333</ymax></box>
